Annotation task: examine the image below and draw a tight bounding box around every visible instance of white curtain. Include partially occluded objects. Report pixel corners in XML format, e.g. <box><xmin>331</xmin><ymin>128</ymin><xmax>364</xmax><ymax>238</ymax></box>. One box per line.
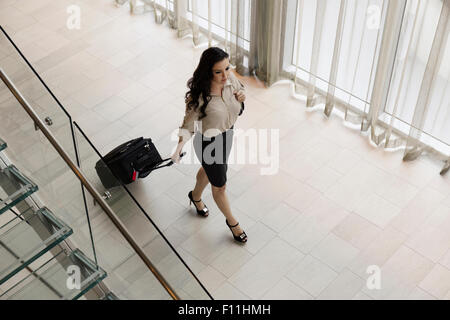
<box><xmin>173</xmin><ymin>0</ymin><xmax>250</xmax><ymax>73</ymax></box>
<box><xmin>287</xmin><ymin>0</ymin><xmax>450</xmax><ymax>175</ymax></box>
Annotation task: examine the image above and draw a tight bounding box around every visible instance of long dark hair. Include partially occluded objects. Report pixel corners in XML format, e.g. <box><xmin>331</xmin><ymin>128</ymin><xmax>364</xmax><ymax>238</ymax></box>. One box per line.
<box><xmin>185</xmin><ymin>47</ymin><xmax>229</xmax><ymax>119</ymax></box>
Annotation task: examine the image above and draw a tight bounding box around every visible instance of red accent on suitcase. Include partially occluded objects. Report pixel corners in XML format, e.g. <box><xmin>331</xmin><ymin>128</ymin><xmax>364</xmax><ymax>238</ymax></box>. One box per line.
<box><xmin>132</xmin><ymin>170</ymin><xmax>137</xmax><ymax>181</ymax></box>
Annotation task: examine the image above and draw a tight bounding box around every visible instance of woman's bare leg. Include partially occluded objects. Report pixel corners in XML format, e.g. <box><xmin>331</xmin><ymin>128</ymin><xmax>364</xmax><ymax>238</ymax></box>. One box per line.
<box><xmin>211</xmin><ymin>184</ymin><xmax>244</xmax><ymax>235</ymax></box>
<box><xmin>191</xmin><ymin>167</ymin><xmax>209</xmax><ymax>210</ymax></box>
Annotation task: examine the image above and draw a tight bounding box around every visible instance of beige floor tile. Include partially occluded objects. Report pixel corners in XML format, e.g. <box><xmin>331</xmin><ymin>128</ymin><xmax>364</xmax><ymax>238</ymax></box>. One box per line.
<box><xmin>0</xmin><ymin>6</ymin><xmax>37</xmax><ymax>33</ymax></box>
<box><xmin>210</xmin><ymin>245</ymin><xmax>253</xmax><ymax>278</ymax></box>
<box><xmin>75</xmin><ymin>110</ymin><xmax>113</xmax><ymax>136</ymax></box>
<box><xmin>234</xmin><ymin>171</ymin><xmax>304</xmax><ymax>221</ymax></box>
<box><xmin>118</xmin><ymin>47</ymin><xmax>175</xmax><ymax>81</ymax></box>
<box><xmin>352</xmin><ymin>291</ymin><xmax>373</xmax><ymax>300</ymax></box>
<box><xmin>106</xmin><ymin>49</ymin><xmax>137</xmax><ymax>67</ymax></box>
<box><xmin>243</xmin><ymin>222</ymin><xmax>277</xmax><ymax>255</ymax></box>
<box><xmin>70</xmin><ymin>69</ymin><xmax>132</xmax><ymax>108</ymax></box>
<box><xmin>95</xmin><ymin>233</ymin><xmax>135</xmax><ymax>270</ymax></box>
<box><xmin>392</xmin><ymin>158</ymin><xmax>440</xmax><ymax>189</ymax></box>
<box><xmin>228</xmin><ymin>237</ymin><xmax>304</xmax><ymax>299</ymax></box>
<box><xmin>418</xmin><ymin>264</ymin><xmax>450</xmax><ymax>299</ymax></box>
<box><xmin>140</xmin><ymin>66</ymin><xmax>185</xmax><ymax>92</ymax></box>
<box><xmin>279</xmin><ymin>214</ymin><xmax>329</xmax><ymax>254</ymax></box>
<box><xmin>197</xmin><ymin>266</ymin><xmax>227</xmax><ymax>293</ymax></box>
<box><xmin>92</xmin><ymin>96</ymin><xmax>135</xmax><ymax>122</ymax></box>
<box><xmin>89</xmin><ymin>120</ymin><xmax>131</xmax><ymax>149</ymax></box>
<box><xmin>332</xmin><ymin>213</ymin><xmax>382</xmax><ymax>250</ymax></box>
<box><xmin>121</xmin><ymin>270</ymin><xmax>172</xmax><ymax>300</ymax></box>
<box><xmin>428</xmin><ymin>171</ymin><xmax>450</xmax><ymax>197</ymax></box>
<box><xmin>382</xmin><ymin>245</ymin><xmax>434</xmax><ymax>285</ymax></box>
<box><xmin>175</xmin><ymin>247</ymin><xmax>207</xmax><ymax>275</ymax></box>
<box><xmin>348</xmin><ymin>227</ymin><xmax>407</xmax><ymax>278</ymax></box>
<box><xmin>212</xmin><ymin>281</ymin><xmax>251</xmax><ymax>300</ymax></box>
<box><xmin>318</xmin><ymin>269</ymin><xmax>365</xmax><ymax>300</ymax></box>
<box><xmin>280</xmin><ymin>151</ymin><xmax>323</xmax><ymax>182</ymax></box>
<box><xmin>120</xmin><ymin>99</ymin><xmax>162</xmax><ymax>128</ymax></box>
<box><xmin>286</xmin><ymin>255</ymin><xmax>338</xmax><ymax>297</ymax></box>
<box><xmin>405</xmin><ymin>205</ymin><xmax>450</xmax><ymax>262</ymax></box>
<box><xmin>406</xmin><ymin>227</ymin><xmax>450</xmax><ymax>263</ymax></box>
<box><xmin>180</xmin><ymin>215</ymin><xmax>235</xmax><ymax>265</ymax></box>
<box><xmin>373</xmin><ymin>174</ymin><xmax>419</xmax><ymax>209</ymax></box>
<box><xmin>443</xmin><ymin>194</ymin><xmax>450</xmax><ymax>208</ymax></box>
<box><xmin>34</xmin><ymin>32</ymin><xmax>70</xmax><ymax>55</ymax></box>
<box><xmin>407</xmin><ymin>287</ymin><xmax>437</xmax><ymax>300</ymax></box>
<box><xmin>235</xmin><ymin>96</ymin><xmax>273</xmax><ymax>130</ymax></box>
<box><xmin>140</xmin><ymin>193</ymin><xmax>188</xmax><ymax>231</ymax></box>
<box><xmin>261</xmin><ymin>202</ymin><xmax>301</xmax><ymax>233</ymax></box>
<box><xmin>311</xmin><ymin>234</ymin><xmax>360</xmax><ymax>272</ymax></box>
<box><xmin>324</xmin><ymin>183</ymin><xmax>370</xmax><ymax>213</ymax></box>
<box><xmin>389</xmin><ymin>187</ymin><xmax>447</xmax><ymax>235</ymax></box>
<box><xmin>159</xmin><ymin>55</ymin><xmax>196</xmax><ymax>80</ymax></box>
<box><xmin>353</xmin><ymin>193</ymin><xmax>402</xmax><ymax>228</ymax></box>
<box><xmin>327</xmin><ymin>148</ymin><xmax>362</xmax><ymax>175</ymax></box>
<box><xmin>253</xmin><ymin>82</ymin><xmax>291</xmax><ymax>109</ymax></box>
<box><xmin>251</xmin><ymin>110</ymin><xmax>300</xmax><ymax>139</ymax></box>
<box><xmin>127</xmin><ymin>107</ymin><xmax>184</xmax><ymax>143</ymax></box>
<box><xmin>440</xmin><ymin>250</ymin><xmax>450</xmax><ymax>270</ymax></box>
<box><xmin>226</xmin><ymin>164</ymin><xmax>265</xmax><ymax>198</ymax></box>
<box><xmin>261</xmin><ymin>277</ymin><xmax>313</xmax><ymax>300</ymax></box>
<box><xmin>362</xmin><ymin>270</ymin><xmax>416</xmax><ymax>300</ymax></box>
<box><xmin>443</xmin><ymin>290</ymin><xmax>450</xmax><ymax>300</ymax></box>
<box><xmin>13</xmin><ymin>0</ymin><xmax>53</xmax><ymax>14</ymax></box>
<box><xmin>277</xmin><ymin>95</ymin><xmax>309</xmax><ymax>122</ymax></box>
<box><xmin>302</xmin><ymin>195</ymin><xmax>350</xmax><ymax>232</ymax></box>
<box><xmin>117</xmin><ymin>82</ymin><xmax>156</xmax><ymax>108</ymax></box>
<box><xmin>305</xmin><ymin>166</ymin><xmax>343</xmax><ymax>193</ymax></box>
<box><xmin>284</xmin><ymin>182</ymin><xmax>321</xmax><ymax>214</ymax></box>
<box><xmin>278</xmin><ymin>120</ymin><xmax>322</xmax><ymax>159</ymax></box>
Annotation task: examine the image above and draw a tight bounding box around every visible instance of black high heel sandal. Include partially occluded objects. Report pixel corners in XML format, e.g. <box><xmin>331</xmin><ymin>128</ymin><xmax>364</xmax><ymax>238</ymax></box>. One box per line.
<box><xmin>188</xmin><ymin>191</ymin><xmax>209</xmax><ymax>217</ymax></box>
<box><xmin>226</xmin><ymin>220</ymin><xmax>248</xmax><ymax>243</ymax></box>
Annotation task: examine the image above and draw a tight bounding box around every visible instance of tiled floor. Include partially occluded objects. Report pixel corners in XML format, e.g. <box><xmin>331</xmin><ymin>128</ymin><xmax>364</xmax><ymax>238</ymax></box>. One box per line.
<box><xmin>1</xmin><ymin>0</ymin><xmax>450</xmax><ymax>300</ymax></box>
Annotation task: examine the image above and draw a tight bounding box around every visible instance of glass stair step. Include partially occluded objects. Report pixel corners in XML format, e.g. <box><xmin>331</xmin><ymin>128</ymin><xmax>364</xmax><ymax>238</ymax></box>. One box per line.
<box><xmin>0</xmin><ymin>165</ymin><xmax>38</xmax><ymax>215</ymax></box>
<box><xmin>0</xmin><ymin>138</ymin><xmax>6</xmax><ymax>152</ymax></box>
<box><xmin>3</xmin><ymin>248</ymin><xmax>107</xmax><ymax>300</ymax></box>
<box><xmin>103</xmin><ymin>292</ymin><xmax>119</xmax><ymax>300</ymax></box>
<box><xmin>0</xmin><ymin>207</ymin><xmax>73</xmax><ymax>285</ymax></box>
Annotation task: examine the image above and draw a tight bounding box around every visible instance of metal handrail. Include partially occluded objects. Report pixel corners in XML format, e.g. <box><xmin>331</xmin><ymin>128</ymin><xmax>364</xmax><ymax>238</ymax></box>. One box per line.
<box><xmin>0</xmin><ymin>68</ymin><xmax>180</xmax><ymax>300</ymax></box>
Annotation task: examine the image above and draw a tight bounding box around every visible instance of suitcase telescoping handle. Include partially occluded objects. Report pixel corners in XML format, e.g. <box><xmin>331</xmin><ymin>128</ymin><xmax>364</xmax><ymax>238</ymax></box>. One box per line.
<box><xmin>137</xmin><ymin>152</ymin><xmax>186</xmax><ymax>179</ymax></box>
<box><xmin>153</xmin><ymin>151</ymin><xmax>186</xmax><ymax>170</ymax></box>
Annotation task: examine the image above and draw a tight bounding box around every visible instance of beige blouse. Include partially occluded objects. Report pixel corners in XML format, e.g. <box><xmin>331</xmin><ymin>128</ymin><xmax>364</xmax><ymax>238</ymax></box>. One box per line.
<box><xmin>178</xmin><ymin>71</ymin><xmax>245</xmax><ymax>139</ymax></box>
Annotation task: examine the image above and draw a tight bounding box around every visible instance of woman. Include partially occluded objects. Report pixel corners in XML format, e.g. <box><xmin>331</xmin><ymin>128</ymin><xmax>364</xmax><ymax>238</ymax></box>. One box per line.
<box><xmin>171</xmin><ymin>47</ymin><xmax>248</xmax><ymax>243</ymax></box>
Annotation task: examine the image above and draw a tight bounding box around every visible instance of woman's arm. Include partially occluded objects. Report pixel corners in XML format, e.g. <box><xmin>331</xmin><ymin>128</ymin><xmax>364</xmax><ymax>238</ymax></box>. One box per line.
<box><xmin>172</xmin><ymin>106</ymin><xmax>197</xmax><ymax>163</ymax></box>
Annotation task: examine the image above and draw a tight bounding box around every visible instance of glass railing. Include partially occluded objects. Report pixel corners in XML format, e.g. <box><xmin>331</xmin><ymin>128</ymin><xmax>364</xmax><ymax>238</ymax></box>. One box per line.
<box><xmin>0</xmin><ymin>68</ymin><xmax>103</xmax><ymax>298</ymax></box>
<box><xmin>0</xmin><ymin>26</ymin><xmax>78</xmax><ymax>163</ymax></box>
<box><xmin>0</xmin><ymin>25</ymin><xmax>211</xmax><ymax>300</ymax></box>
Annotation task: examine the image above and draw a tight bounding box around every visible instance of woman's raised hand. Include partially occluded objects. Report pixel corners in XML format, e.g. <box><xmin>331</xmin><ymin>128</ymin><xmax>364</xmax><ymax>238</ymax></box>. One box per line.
<box><xmin>234</xmin><ymin>90</ymin><xmax>246</xmax><ymax>103</ymax></box>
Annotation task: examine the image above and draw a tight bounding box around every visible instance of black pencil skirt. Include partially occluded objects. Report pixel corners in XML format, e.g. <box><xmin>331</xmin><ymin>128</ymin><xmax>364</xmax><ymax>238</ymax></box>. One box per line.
<box><xmin>193</xmin><ymin>126</ymin><xmax>234</xmax><ymax>187</ymax></box>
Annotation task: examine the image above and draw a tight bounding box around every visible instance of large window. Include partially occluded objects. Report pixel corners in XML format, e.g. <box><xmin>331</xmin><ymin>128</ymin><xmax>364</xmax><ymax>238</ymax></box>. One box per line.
<box><xmin>383</xmin><ymin>0</ymin><xmax>450</xmax><ymax>154</ymax></box>
<box><xmin>283</xmin><ymin>0</ymin><xmax>450</xmax><ymax>156</ymax></box>
<box><xmin>284</xmin><ymin>0</ymin><xmax>388</xmax><ymax>112</ymax></box>
<box><xmin>186</xmin><ymin>0</ymin><xmax>252</xmax><ymax>51</ymax></box>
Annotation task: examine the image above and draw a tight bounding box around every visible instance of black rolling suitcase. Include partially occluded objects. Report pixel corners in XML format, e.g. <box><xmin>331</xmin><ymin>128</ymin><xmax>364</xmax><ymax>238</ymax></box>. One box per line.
<box><xmin>95</xmin><ymin>137</ymin><xmax>184</xmax><ymax>189</ymax></box>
